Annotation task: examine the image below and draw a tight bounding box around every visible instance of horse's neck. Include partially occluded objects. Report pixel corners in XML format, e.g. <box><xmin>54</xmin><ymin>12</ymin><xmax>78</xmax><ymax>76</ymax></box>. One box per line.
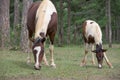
<box><xmin>34</xmin><ymin>0</ymin><xmax>56</xmax><ymax>39</ymax></box>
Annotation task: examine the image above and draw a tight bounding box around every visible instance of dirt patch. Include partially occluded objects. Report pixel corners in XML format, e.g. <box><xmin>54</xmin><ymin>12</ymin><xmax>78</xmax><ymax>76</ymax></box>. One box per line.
<box><xmin>2</xmin><ymin>74</ymin><xmax>120</xmax><ymax>80</ymax></box>
<box><xmin>3</xmin><ymin>76</ymin><xmax>73</xmax><ymax>80</ymax></box>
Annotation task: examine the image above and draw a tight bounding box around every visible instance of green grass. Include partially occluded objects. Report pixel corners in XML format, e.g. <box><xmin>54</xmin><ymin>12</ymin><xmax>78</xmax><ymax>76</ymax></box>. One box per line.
<box><xmin>0</xmin><ymin>44</ymin><xmax>120</xmax><ymax>80</ymax></box>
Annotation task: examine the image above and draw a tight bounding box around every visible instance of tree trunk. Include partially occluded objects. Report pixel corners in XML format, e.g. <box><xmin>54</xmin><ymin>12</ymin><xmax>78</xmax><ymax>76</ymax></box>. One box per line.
<box><xmin>106</xmin><ymin>0</ymin><xmax>112</xmax><ymax>47</ymax></box>
<box><xmin>0</xmin><ymin>0</ymin><xmax>10</xmax><ymax>48</ymax></box>
<box><xmin>13</xmin><ymin>0</ymin><xmax>20</xmax><ymax>46</ymax></box>
<box><xmin>58</xmin><ymin>0</ymin><xmax>64</xmax><ymax>46</ymax></box>
<box><xmin>105</xmin><ymin>0</ymin><xmax>109</xmax><ymax>42</ymax></box>
<box><xmin>67</xmin><ymin>0</ymin><xmax>71</xmax><ymax>44</ymax></box>
<box><xmin>73</xmin><ymin>24</ymin><xmax>77</xmax><ymax>44</ymax></box>
<box><xmin>116</xmin><ymin>16</ymin><xmax>120</xmax><ymax>42</ymax></box>
<box><xmin>14</xmin><ymin>0</ymin><xmax>20</xmax><ymax>28</ymax></box>
<box><xmin>118</xmin><ymin>16</ymin><xmax>120</xmax><ymax>41</ymax></box>
<box><xmin>20</xmin><ymin>0</ymin><xmax>33</xmax><ymax>52</ymax></box>
<box><xmin>108</xmin><ymin>0</ymin><xmax>112</xmax><ymax>47</ymax></box>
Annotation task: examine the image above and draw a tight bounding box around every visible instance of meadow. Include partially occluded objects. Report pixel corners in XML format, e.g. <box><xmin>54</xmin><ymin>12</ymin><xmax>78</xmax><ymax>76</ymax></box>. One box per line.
<box><xmin>0</xmin><ymin>44</ymin><xmax>120</xmax><ymax>80</ymax></box>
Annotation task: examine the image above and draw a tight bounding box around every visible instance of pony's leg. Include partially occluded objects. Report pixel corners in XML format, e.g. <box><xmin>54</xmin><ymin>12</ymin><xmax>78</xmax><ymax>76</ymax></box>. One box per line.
<box><xmin>49</xmin><ymin>44</ymin><xmax>56</xmax><ymax>68</ymax></box>
<box><xmin>81</xmin><ymin>43</ymin><xmax>89</xmax><ymax>66</ymax></box>
<box><xmin>27</xmin><ymin>40</ymin><xmax>32</xmax><ymax>64</ymax></box>
<box><xmin>103</xmin><ymin>52</ymin><xmax>113</xmax><ymax>68</ymax></box>
<box><xmin>91</xmin><ymin>44</ymin><xmax>95</xmax><ymax>65</ymax></box>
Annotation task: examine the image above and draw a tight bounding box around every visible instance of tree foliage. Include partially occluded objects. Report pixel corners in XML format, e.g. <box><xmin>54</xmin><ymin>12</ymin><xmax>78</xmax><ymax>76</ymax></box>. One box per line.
<box><xmin>8</xmin><ymin>0</ymin><xmax>120</xmax><ymax>48</ymax></box>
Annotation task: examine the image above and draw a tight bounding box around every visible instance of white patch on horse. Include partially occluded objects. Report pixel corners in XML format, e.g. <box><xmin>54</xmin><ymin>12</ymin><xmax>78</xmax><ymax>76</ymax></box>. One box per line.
<box><xmin>35</xmin><ymin>0</ymin><xmax>57</xmax><ymax>39</ymax></box>
<box><xmin>85</xmin><ymin>20</ymin><xmax>102</xmax><ymax>44</ymax></box>
<box><xmin>34</xmin><ymin>46</ymin><xmax>41</xmax><ymax>67</ymax></box>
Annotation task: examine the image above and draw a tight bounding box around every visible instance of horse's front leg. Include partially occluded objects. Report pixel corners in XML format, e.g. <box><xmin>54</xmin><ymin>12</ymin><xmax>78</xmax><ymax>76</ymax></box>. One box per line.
<box><xmin>91</xmin><ymin>44</ymin><xmax>95</xmax><ymax>65</ymax></box>
<box><xmin>103</xmin><ymin>52</ymin><xmax>113</xmax><ymax>68</ymax></box>
<box><xmin>49</xmin><ymin>32</ymin><xmax>56</xmax><ymax>68</ymax></box>
<box><xmin>49</xmin><ymin>44</ymin><xmax>56</xmax><ymax>68</ymax></box>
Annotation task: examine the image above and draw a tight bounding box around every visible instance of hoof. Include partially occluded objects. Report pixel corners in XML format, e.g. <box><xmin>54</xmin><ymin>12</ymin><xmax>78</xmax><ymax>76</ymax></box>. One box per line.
<box><xmin>45</xmin><ymin>63</ymin><xmax>49</xmax><ymax>66</ymax></box>
<box><xmin>50</xmin><ymin>63</ymin><xmax>56</xmax><ymax>68</ymax></box>
<box><xmin>110</xmin><ymin>66</ymin><xmax>114</xmax><ymax>68</ymax></box>
<box><xmin>27</xmin><ymin>57</ymin><xmax>31</xmax><ymax>64</ymax></box>
<box><xmin>92</xmin><ymin>61</ymin><xmax>95</xmax><ymax>65</ymax></box>
<box><xmin>80</xmin><ymin>63</ymin><xmax>86</xmax><ymax>67</ymax></box>
<box><xmin>27</xmin><ymin>60</ymin><xmax>31</xmax><ymax>64</ymax></box>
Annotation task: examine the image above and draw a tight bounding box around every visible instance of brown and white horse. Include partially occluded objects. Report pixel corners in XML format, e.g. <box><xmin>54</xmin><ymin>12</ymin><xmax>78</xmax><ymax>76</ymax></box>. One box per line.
<box><xmin>27</xmin><ymin>0</ymin><xmax>57</xmax><ymax>70</ymax></box>
<box><xmin>81</xmin><ymin>20</ymin><xmax>113</xmax><ymax>68</ymax></box>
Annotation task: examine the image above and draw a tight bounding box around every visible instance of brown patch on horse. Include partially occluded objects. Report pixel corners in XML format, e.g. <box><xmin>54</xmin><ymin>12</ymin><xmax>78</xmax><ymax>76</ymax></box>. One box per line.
<box><xmin>88</xmin><ymin>35</ymin><xmax>95</xmax><ymax>44</ymax></box>
<box><xmin>47</xmin><ymin>12</ymin><xmax>57</xmax><ymax>44</ymax></box>
<box><xmin>47</xmin><ymin>12</ymin><xmax>57</xmax><ymax>34</ymax></box>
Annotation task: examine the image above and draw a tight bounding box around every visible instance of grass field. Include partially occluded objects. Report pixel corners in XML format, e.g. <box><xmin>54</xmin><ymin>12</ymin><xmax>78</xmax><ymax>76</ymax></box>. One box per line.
<box><xmin>0</xmin><ymin>44</ymin><xmax>120</xmax><ymax>80</ymax></box>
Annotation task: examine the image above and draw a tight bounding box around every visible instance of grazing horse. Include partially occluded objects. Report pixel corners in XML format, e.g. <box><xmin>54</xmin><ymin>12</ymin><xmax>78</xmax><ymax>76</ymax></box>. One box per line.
<box><xmin>27</xmin><ymin>0</ymin><xmax>57</xmax><ymax>70</ymax></box>
<box><xmin>81</xmin><ymin>20</ymin><xmax>113</xmax><ymax>68</ymax></box>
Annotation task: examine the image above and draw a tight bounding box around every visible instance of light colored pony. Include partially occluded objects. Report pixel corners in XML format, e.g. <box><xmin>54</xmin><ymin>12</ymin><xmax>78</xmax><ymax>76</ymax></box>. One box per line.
<box><xmin>81</xmin><ymin>20</ymin><xmax>113</xmax><ymax>68</ymax></box>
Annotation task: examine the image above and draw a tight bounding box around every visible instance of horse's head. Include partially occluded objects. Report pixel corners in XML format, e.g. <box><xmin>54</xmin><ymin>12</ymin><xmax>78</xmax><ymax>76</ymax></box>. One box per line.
<box><xmin>92</xmin><ymin>44</ymin><xmax>107</xmax><ymax>69</ymax></box>
<box><xmin>32</xmin><ymin>36</ymin><xmax>46</xmax><ymax>70</ymax></box>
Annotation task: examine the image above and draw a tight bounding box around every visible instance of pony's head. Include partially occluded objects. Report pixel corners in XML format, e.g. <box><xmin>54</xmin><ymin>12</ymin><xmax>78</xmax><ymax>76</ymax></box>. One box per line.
<box><xmin>32</xmin><ymin>33</ymin><xmax>46</xmax><ymax>70</ymax></box>
<box><xmin>92</xmin><ymin>44</ymin><xmax>107</xmax><ymax>68</ymax></box>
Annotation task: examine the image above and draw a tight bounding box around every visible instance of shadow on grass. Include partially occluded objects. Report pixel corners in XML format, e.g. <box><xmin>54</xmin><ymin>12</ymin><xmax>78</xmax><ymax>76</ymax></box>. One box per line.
<box><xmin>82</xmin><ymin>65</ymin><xmax>97</xmax><ymax>69</ymax></box>
<box><xmin>7</xmin><ymin>59</ymin><xmax>34</xmax><ymax>71</ymax></box>
<box><xmin>17</xmin><ymin>61</ymin><xmax>34</xmax><ymax>70</ymax></box>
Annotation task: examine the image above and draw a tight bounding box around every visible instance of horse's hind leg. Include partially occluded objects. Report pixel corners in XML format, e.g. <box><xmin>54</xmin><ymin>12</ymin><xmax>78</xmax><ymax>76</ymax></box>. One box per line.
<box><xmin>27</xmin><ymin>30</ymin><xmax>33</xmax><ymax>64</ymax></box>
<box><xmin>81</xmin><ymin>43</ymin><xmax>89</xmax><ymax>66</ymax></box>
<box><xmin>27</xmin><ymin>40</ymin><xmax>32</xmax><ymax>64</ymax></box>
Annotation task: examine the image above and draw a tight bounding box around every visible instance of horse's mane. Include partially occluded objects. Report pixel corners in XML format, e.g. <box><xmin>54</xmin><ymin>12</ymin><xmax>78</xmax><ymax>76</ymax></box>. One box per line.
<box><xmin>34</xmin><ymin>0</ymin><xmax>56</xmax><ymax>39</ymax></box>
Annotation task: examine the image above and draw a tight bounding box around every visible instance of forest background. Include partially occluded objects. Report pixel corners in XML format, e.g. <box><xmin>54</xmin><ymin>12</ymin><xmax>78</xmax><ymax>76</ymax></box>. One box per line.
<box><xmin>0</xmin><ymin>0</ymin><xmax>120</xmax><ymax>52</ymax></box>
